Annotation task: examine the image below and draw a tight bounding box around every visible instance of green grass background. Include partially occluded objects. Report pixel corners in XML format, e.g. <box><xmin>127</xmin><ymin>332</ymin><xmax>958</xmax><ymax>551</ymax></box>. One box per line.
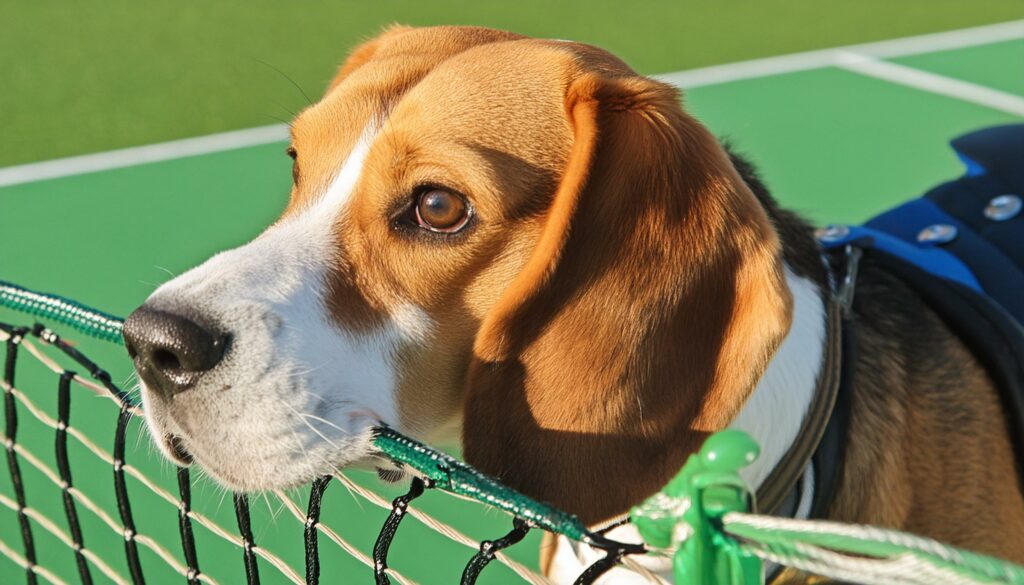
<box><xmin>0</xmin><ymin>1</ymin><xmax>1022</xmax><ymax>166</ymax></box>
<box><xmin>1</xmin><ymin>3</ymin><xmax>1023</xmax><ymax>584</ymax></box>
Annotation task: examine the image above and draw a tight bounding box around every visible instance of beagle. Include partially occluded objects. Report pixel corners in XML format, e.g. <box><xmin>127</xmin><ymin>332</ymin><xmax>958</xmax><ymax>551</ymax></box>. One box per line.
<box><xmin>122</xmin><ymin>25</ymin><xmax>1024</xmax><ymax>583</ymax></box>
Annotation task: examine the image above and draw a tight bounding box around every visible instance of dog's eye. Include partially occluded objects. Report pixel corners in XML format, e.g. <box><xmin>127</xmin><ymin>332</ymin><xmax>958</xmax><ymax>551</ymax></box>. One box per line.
<box><xmin>285</xmin><ymin>146</ymin><xmax>297</xmax><ymax>160</ymax></box>
<box><xmin>415</xmin><ymin>189</ymin><xmax>471</xmax><ymax>233</ymax></box>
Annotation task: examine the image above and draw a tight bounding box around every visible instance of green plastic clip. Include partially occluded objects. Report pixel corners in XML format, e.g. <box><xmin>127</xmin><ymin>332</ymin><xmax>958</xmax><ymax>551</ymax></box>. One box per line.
<box><xmin>631</xmin><ymin>430</ymin><xmax>764</xmax><ymax>585</ymax></box>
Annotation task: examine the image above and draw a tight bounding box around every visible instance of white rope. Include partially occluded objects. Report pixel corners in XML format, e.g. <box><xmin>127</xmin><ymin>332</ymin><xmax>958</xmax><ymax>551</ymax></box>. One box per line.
<box><xmin>0</xmin><ymin>535</ymin><xmax>71</xmax><ymax>585</ymax></box>
<box><xmin>619</xmin><ymin>556</ymin><xmax>673</xmax><ymax>585</ymax></box>
<box><xmin>0</xmin><ymin>329</ymin><xmax>141</xmax><ymax>415</ymax></box>
<box><xmin>2</xmin><ymin>326</ymin><xmax>729</xmax><ymax>585</ymax></box>
<box><xmin>725</xmin><ymin>513</ymin><xmax>1024</xmax><ymax>585</ymax></box>
<box><xmin>7</xmin><ymin>327</ymin><xmax>553</xmax><ymax>583</ymax></box>
<box><xmin>273</xmin><ymin>489</ymin><xmax>422</xmax><ymax>585</ymax></box>
<box><xmin>744</xmin><ymin>540</ymin><xmax>991</xmax><ymax>585</ymax></box>
<box><xmin>725</xmin><ymin>512</ymin><xmax>966</xmax><ymax>561</ymax></box>
<box><xmin>3</xmin><ymin>378</ymin><xmax>300</xmax><ymax>584</ymax></box>
<box><xmin>333</xmin><ymin>473</ymin><xmax>553</xmax><ymax>585</ymax></box>
<box><xmin>1</xmin><ymin>328</ymin><xmax>592</xmax><ymax>585</ymax></box>
<box><xmin>0</xmin><ymin>492</ymin><xmax>128</xmax><ymax>585</ymax></box>
<box><xmin>6</xmin><ymin>370</ymin><xmax>543</xmax><ymax>584</ymax></box>
<box><xmin>9</xmin><ymin>439</ymin><xmax>225</xmax><ymax>585</ymax></box>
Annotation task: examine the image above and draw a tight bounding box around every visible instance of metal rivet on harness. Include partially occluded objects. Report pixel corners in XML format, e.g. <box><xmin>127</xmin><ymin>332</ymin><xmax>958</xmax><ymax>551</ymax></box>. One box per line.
<box><xmin>916</xmin><ymin>223</ymin><xmax>958</xmax><ymax>245</ymax></box>
<box><xmin>814</xmin><ymin>224</ymin><xmax>850</xmax><ymax>243</ymax></box>
<box><xmin>984</xmin><ymin>194</ymin><xmax>1022</xmax><ymax>221</ymax></box>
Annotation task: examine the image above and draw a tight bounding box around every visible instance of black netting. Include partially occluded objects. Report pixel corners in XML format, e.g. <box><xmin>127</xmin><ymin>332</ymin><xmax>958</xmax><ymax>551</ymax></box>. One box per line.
<box><xmin>0</xmin><ymin>321</ymin><xmax>646</xmax><ymax>584</ymax></box>
<box><xmin>55</xmin><ymin>371</ymin><xmax>93</xmax><ymax>585</ymax></box>
<box><xmin>4</xmin><ymin>327</ymin><xmax>39</xmax><ymax>585</ymax></box>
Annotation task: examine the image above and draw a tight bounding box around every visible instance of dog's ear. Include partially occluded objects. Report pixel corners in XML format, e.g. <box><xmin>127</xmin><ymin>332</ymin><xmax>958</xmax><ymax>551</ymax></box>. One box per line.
<box><xmin>464</xmin><ymin>69</ymin><xmax>793</xmax><ymax>523</ymax></box>
<box><xmin>328</xmin><ymin>25</ymin><xmax>414</xmax><ymax>90</ymax></box>
<box><xmin>328</xmin><ymin>25</ymin><xmax>525</xmax><ymax>91</ymax></box>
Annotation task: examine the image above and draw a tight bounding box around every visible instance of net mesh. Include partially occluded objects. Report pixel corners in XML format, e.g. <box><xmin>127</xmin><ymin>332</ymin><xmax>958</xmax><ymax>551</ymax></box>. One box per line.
<box><xmin>7</xmin><ymin>282</ymin><xmax>1024</xmax><ymax>585</ymax></box>
<box><xmin>0</xmin><ymin>304</ymin><xmax>654</xmax><ymax>584</ymax></box>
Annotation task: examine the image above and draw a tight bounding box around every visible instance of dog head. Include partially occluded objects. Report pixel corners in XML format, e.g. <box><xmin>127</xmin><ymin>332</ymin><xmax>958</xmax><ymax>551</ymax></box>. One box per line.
<box><xmin>124</xmin><ymin>25</ymin><xmax>791</xmax><ymax>521</ymax></box>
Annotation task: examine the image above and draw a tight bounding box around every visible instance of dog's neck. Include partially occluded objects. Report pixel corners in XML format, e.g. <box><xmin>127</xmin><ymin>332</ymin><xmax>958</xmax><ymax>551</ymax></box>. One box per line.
<box><xmin>547</xmin><ymin>264</ymin><xmax>829</xmax><ymax>583</ymax></box>
<box><xmin>432</xmin><ymin>266</ymin><xmax>830</xmax><ymax>491</ymax></box>
<box><xmin>433</xmin><ymin>263</ymin><xmax>830</xmax><ymax>496</ymax></box>
<box><xmin>723</xmin><ymin>150</ymin><xmax>832</xmax><ymax>498</ymax></box>
<box><xmin>730</xmin><ymin>264</ymin><xmax>827</xmax><ymax>494</ymax></box>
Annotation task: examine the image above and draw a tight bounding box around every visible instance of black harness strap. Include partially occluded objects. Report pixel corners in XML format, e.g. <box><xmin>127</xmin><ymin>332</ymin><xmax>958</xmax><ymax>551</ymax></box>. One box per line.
<box><xmin>756</xmin><ymin>298</ymin><xmax>845</xmax><ymax>515</ymax></box>
<box><xmin>801</xmin><ymin>245</ymin><xmax>861</xmax><ymax>521</ymax></box>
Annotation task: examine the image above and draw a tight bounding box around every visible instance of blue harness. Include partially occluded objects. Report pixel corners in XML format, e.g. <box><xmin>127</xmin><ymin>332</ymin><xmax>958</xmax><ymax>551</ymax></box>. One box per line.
<box><xmin>819</xmin><ymin>123</ymin><xmax>1024</xmax><ymax>475</ymax></box>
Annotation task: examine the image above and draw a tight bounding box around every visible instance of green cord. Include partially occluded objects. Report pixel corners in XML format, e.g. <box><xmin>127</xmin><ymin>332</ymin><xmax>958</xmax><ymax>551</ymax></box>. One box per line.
<box><xmin>0</xmin><ymin>279</ymin><xmax>593</xmax><ymax>542</ymax></box>
<box><xmin>372</xmin><ymin>427</ymin><xmax>590</xmax><ymax>541</ymax></box>
<box><xmin>0</xmin><ymin>280</ymin><xmax>124</xmax><ymax>343</ymax></box>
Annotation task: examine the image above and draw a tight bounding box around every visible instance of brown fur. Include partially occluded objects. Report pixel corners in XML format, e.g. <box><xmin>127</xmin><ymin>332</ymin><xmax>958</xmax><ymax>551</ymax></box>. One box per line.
<box><xmin>832</xmin><ymin>259</ymin><xmax>1024</xmax><ymax>561</ymax></box>
<box><xmin>464</xmin><ymin>67</ymin><xmax>792</xmax><ymax>522</ymax></box>
<box><xmin>773</xmin><ymin>261</ymin><xmax>1024</xmax><ymax>581</ymax></box>
<box><xmin>282</xmin><ymin>25</ymin><xmax>1024</xmax><ymax>576</ymax></box>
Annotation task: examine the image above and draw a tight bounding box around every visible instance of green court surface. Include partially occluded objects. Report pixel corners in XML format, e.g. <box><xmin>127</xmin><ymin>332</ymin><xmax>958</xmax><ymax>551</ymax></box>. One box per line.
<box><xmin>2</xmin><ymin>15</ymin><xmax>1024</xmax><ymax>585</ymax></box>
<box><xmin>3</xmin><ymin>1</ymin><xmax>1024</xmax><ymax>167</ymax></box>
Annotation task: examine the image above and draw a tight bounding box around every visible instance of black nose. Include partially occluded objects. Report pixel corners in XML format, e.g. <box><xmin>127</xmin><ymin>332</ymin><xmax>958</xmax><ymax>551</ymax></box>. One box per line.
<box><xmin>123</xmin><ymin>306</ymin><xmax>229</xmax><ymax>398</ymax></box>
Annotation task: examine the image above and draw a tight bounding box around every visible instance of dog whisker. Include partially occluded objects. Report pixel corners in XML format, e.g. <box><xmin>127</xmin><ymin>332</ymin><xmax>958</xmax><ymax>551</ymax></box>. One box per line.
<box><xmin>297</xmin><ymin>412</ymin><xmax>353</xmax><ymax>437</ymax></box>
<box><xmin>277</xmin><ymin>397</ymin><xmax>348</xmax><ymax>457</ymax></box>
<box><xmin>260</xmin><ymin>492</ymin><xmax>287</xmax><ymax>528</ymax></box>
<box><xmin>266</xmin><ymin>113</ymin><xmax>295</xmax><ymax>127</ymax></box>
<box><xmin>283</xmin><ymin>362</ymin><xmax>331</xmax><ymax>379</ymax></box>
<box><xmin>269</xmin><ymin>398</ymin><xmax>372</xmax><ymax>513</ymax></box>
<box><xmin>252</xmin><ymin>57</ymin><xmax>313</xmax><ymax>106</ymax></box>
<box><xmin>153</xmin><ymin>265</ymin><xmax>179</xmax><ymax>280</ymax></box>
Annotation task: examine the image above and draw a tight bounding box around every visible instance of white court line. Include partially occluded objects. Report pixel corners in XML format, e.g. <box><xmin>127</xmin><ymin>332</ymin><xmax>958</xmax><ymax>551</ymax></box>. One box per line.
<box><xmin>0</xmin><ymin>124</ymin><xmax>288</xmax><ymax>188</ymax></box>
<box><xmin>657</xmin><ymin>18</ymin><xmax>1024</xmax><ymax>87</ymax></box>
<box><xmin>835</xmin><ymin>52</ymin><xmax>1024</xmax><ymax>117</ymax></box>
<box><xmin>1</xmin><ymin>18</ymin><xmax>1022</xmax><ymax>188</ymax></box>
